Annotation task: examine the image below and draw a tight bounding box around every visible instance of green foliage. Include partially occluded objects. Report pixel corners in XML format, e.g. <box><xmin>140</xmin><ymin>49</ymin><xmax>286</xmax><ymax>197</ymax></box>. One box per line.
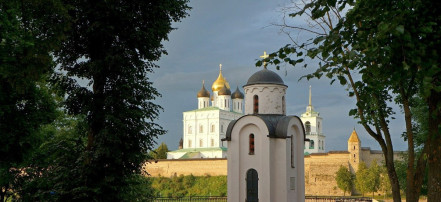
<box><xmin>355</xmin><ymin>162</ymin><xmax>369</xmax><ymax>196</ymax></box>
<box><xmin>151</xmin><ymin>175</ymin><xmax>227</xmax><ymax>198</ymax></box>
<box><xmin>355</xmin><ymin>161</ymin><xmax>381</xmax><ymax>197</ymax></box>
<box><xmin>150</xmin><ymin>142</ymin><xmax>170</xmax><ymax>159</ymax></box>
<box><xmin>265</xmin><ymin>0</ymin><xmax>441</xmax><ymax>200</ymax></box>
<box><xmin>379</xmin><ymin>164</ymin><xmax>392</xmax><ymax>196</ymax></box>
<box><xmin>335</xmin><ymin>165</ymin><xmax>354</xmax><ymax>196</ymax></box>
<box><xmin>49</xmin><ymin>0</ymin><xmax>190</xmax><ymax>200</ymax></box>
<box><xmin>0</xmin><ymin>1</ymin><xmax>67</xmax><ymax>200</ymax></box>
<box><xmin>118</xmin><ymin>174</ymin><xmax>155</xmax><ymax>201</ymax></box>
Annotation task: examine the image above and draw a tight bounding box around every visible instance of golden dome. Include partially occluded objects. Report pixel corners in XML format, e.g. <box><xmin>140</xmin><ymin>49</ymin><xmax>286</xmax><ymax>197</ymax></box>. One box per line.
<box><xmin>348</xmin><ymin>129</ymin><xmax>361</xmax><ymax>143</ymax></box>
<box><xmin>212</xmin><ymin>64</ymin><xmax>230</xmax><ymax>92</ymax></box>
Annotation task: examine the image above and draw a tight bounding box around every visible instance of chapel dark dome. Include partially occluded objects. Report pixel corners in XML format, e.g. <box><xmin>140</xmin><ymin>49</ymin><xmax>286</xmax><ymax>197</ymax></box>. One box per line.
<box><xmin>245</xmin><ymin>69</ymin><xmax>285</xmax><ymax>86</ymax></box>
<box><xmin>231</xmin><ymin>86</ymin><xmax>244</xmax><ymax>99</ymax></box>
<box><xmin>197</xmin><ymin>82</ymin><xmax>210</xmax><ymax>98</ymax></box>
<box><xmin>218</xmin><ymin>84</ymin><xmax>231</xmax><ymax>95</ymax></box>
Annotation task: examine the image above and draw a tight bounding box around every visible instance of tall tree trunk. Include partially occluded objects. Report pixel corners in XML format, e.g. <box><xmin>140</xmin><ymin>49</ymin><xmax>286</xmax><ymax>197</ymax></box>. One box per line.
<box><xmin>344</xmin><ymin>68</ymin><xmax>401</xmax><ymax>202</ymax></box>
<box><xmin>401</xmin><ymin>90</ymin><xmax>423</xmax><ymax>202</ymax></box>
<box><xmin>427</xmin><ymin>91</ymin><xmax>441</xmax><ymax>202</ymax></box>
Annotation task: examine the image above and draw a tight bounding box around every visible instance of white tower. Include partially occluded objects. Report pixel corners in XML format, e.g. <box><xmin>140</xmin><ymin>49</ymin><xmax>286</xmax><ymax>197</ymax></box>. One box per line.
<box><xmin>225</xmin><ymin>53</ymin><xmax>305</xmax><ymax>202</ymax></box>
<box><xmin>301</xmin><ymin>86</ymin><xmax>325</xmax><ymax>154</ymax></box>
<box><xmin>197</xmin><ymin>81</ymin><xmax>210</xmax><ymax>109</ymax></box>
<box><xmin>231</xmin><ymin>86</ymin><xmax>244</xmax><ymax>113</ymax></box>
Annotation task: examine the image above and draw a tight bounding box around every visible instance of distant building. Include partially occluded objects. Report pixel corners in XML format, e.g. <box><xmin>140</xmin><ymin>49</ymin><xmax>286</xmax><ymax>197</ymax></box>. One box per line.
<box><xmin>301</xmin><ymin>86</ymin><xmax>325</xmax><ymax>154</ymax></box>
<box><xmin>167</xmin><ymin>64</ymin><xmax>327</xmax><ymax>159</ymax></box>
<box><xmin>167</xmin><ymin>65</ymin><xmax>243</xmax><ymax>159</ymax></box>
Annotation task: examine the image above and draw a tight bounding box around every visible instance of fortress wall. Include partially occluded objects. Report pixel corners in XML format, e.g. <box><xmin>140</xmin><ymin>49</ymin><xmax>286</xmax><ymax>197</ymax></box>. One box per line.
<box><xmin>361</xmin><ymin>149</ymin><xmax>404</xmax><ymax>167</ymax></box>
<box><xmin>144</xmin><ymin>150</ymin><xmax>404</xmax><ymax>196</ymax></box>
<box><xmin>304</xmin><ymin>152</ymin><xmax>350</xmax><ymax>196</ymax></box>
<box><xmin>143</xmin><ymin>158</ymin><xmax>227</xmax><ymax>177</ymax></box>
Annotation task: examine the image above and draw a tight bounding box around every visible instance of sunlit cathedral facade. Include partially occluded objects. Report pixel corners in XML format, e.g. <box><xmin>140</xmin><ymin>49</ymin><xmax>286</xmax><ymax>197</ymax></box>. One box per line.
<box><xmin>167</xmin><ymin>59</ymin><xmax>326</xmax><ymax>159</ymax></box>
<box><xmin>167</xmin><ymin>64</ymin><xmax>244</xmax><ymax>159</ymax></box>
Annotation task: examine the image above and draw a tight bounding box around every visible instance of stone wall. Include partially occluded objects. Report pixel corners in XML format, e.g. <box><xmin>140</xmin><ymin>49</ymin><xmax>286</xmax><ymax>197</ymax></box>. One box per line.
<box><xmin>304</xmin><ymin>152</ymin><xmax>350</xmax><ymax>196</ymax></box>
<box><xmin>144</xmin><ymin>158</ymin><xmax>227</xmax><ymax>177</ymax></box>
<box><xmin>144</xmin><ymin>149</ymin><xmax>404</xmax><ymax>196</ymax></box>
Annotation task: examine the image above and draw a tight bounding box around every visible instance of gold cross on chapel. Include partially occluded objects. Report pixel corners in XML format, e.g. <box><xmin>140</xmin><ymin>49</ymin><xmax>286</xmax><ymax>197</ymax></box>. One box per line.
<box><xmin>260</xmin><ymin>51</ymin><xmax>269</xmax><ymax>69</ymax></box>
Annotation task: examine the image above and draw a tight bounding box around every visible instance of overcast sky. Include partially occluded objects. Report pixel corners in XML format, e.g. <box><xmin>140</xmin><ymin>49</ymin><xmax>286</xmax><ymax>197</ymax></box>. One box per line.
<box><xmin>150</xmin><ymin>0</ymin><xmax>408</xmax><ymax>152</ymax></box>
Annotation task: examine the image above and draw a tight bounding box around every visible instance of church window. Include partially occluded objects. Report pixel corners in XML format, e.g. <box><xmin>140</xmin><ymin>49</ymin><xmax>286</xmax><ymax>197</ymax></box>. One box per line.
<box><xmin>305</xmin><ymin>121</ymin><xmax>311</xmax><ymax>134</ymax></box>
<box><xmin>249</xmin><ymin>134</ymin><xmax>255</xmax><ymax>155</ymax></box>
<box><xmin>354</xmin><ymin>146</ymin><xmax>355</xmax><ymax>150</ymax></box>
<box><xmin>199</xmin><ymin>125</ymin><xmax>203</xmax><ymax>133</ymax></box>
<box><xmin>318</xmin><ymin>122</ymin><xmax>320</xmax><ymax>131</ymax></box>
<box><xmin>199</xmin><ymin>139</ymin><xmax>203</xmax><ymax>147</ymax></box>
<box><xmin>211</xmin><ymin>124</ymin><xmax>215</xmax><ymax>133</ymax></box>
<box><xmin>253</xmin><ymin>95</ymin><xmax>259</xmax><ymax>114</ymax></box>
<box><xmin>309</xmin><ymin>140</ymin><xmax>314</xmax><ymax>149</ymax></box>
<box><xmin>188</xmin><ymin>140</ymin><xmax>192</xmax><ymax>148</ymax></box>
<box><xmin>211</xmin><ymin>139</ymin><xmax>214</xmax><ymax>147</ymax></box>
<box><xmin>188</xmin><ymin>126</ymin><xmax>192</xmax><ymax>134</ymax></box>
<box><xmin>282</xmin><ymin>96</ymin><xmax>286</xmax><ymax>114</ymax></box>
<box><xmin>224</xmin><ymin>99</ymin><xmax>227</xmax><ymax>108</ymax></box>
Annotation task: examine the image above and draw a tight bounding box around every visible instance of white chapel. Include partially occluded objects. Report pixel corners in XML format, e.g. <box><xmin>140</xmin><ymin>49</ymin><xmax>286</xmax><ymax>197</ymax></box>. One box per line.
<box><xmin>224</xmin><ymin>61</ymin><xmax>306</xmax><ymax>202</ymax></box>
<box><xmin>167</xmin><ymin>64</ymin><xmax>244</xmax><ymax>159</ymax></box>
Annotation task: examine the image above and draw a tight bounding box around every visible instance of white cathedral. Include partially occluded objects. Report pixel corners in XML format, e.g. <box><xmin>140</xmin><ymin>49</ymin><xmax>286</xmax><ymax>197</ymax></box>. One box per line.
<box><xmin>167</xmin><ymin>63</ymin><xmax>325</xmax><ymax>159</ymax></box>
<box><xmin>167</xmin><ymin>64</ymin><xmax>244</xmax><ymax>159</ymax></box>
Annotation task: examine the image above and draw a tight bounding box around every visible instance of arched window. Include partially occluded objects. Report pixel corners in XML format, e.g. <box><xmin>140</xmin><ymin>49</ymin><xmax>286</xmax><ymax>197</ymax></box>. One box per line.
<box><xmin>249</xmin><ymin>134</ymin><xmax>255</xmax><ymax>155</ymax></box>
<box><xmin>199</xmin><ymin>125</ymin><xmax>203</xmax><ymax>133</ymax></box>
<box><xmin>253</xmin><ymin>95</ymin><xmax>259</xmax><ymax>114</ymax></box>
<box><xmin>199</xmin><ymin>139</ymin><xmax>203</xmax><ymax>147</ymax></box>
<box><xmin>188</xmin><ymin>140</ymin><xmax>192</xmax><ymax>148</ymax></box>
<box><xmin>188</xmin><ymin>126</ymin><xmax>192</xmax><ymax>134</ymax></box>
<box><xmin>224</xmin><ymin>99</ymin><xmax>227</xmax><ymax>108</ymax></box>
<box><xmin>211</xmin><ymin>139</ymin><xmax>214</xmax><ymax>147</ymax></box>
<box><xmin>309</xmin><ymin>140</ymin><xmax>314</xmax><ymax>149</ymax></box>
<box><xmin>305</xmin><ymin>121</ymin><xmax>311</xmax><ymax>134</ymax></box>
<box><xmin>211</xmin><ymin>124</ymin><xmax>215</xmax><ymax>133</ymax></box>
<box><xmin>354</xmin><ymin>146</ymin><xmax>356</xmax><ymax>150</ymax></box>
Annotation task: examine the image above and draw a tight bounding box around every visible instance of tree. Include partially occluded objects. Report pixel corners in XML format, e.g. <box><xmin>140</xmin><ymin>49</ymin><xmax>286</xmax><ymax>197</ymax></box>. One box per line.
<box><xmin>261</xmin><ymin>0</ymin><xmax>441</xmax><ymax>201</ymax></box>
<box><xmin>366</xmin><ymin>161</ymin><xmax>381</xmax><ymax>197</ymax></box>
<box><xmin>150</xmin><ymin>142</ymin><xmax>170</xmax><ymax>159</ymax></box>
<box><xmin>335</xmin><ymin>165</ymin><xmax>354</xmax><ymax>196</ymax></box>
<box><xmin>52</xmin><ymin>0</ymin><xmax>190</xmax><ymax>200</ymax></box>
<box><xmin>0</xmin><ymin>0</ymin><xmax>66</xmax><ymax>200</ymax></box>
<box><xmin>355</xmin><ymin>162</ymin><xmax>369</xmax><ymax>196</ymax></box>
<box><xmin>379</xmin><ymin>165</ymin><xmax>392</xmax><ymax>198</ymax></box>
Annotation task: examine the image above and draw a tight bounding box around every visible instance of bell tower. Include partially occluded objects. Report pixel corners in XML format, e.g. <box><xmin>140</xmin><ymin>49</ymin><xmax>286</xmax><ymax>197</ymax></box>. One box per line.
<box><xmin>348</xmin><ymin>129</ymin><xmax>361</xmax><ymax>173</ymax></box>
